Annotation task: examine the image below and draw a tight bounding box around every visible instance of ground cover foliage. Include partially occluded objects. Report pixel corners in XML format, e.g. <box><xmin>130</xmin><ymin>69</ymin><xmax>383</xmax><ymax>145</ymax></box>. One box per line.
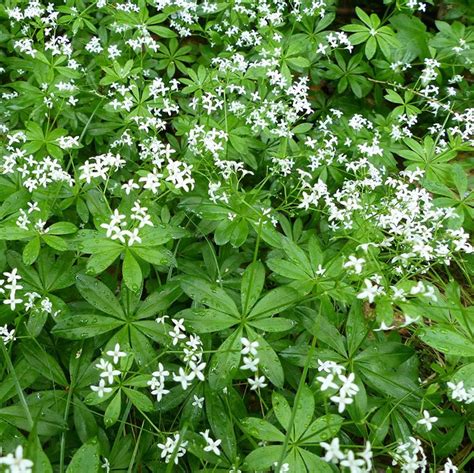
<box><xmin>0</xmin><ymin>0</ymin><xmax>473</xmax><ymax>471</ymax></box>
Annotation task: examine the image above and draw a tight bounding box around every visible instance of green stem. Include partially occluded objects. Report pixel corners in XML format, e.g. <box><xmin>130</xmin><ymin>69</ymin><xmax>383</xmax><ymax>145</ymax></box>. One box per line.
<box><xmin>0</xmin><ymin>341</ymin><xmax>33</xmax><ymax>429</ymax></box>
<box><xmin>275</xmin><ymin>334</ymin><xmax>317</xmax><ymax>471</ymax></box>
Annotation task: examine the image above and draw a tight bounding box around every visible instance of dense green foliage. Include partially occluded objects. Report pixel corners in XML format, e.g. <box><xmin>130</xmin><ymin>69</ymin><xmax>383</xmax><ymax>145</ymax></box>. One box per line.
<box><xmin>0</xmin><ymin>0</ymin><xmax>473</xmax><ymax>472</ymax></box>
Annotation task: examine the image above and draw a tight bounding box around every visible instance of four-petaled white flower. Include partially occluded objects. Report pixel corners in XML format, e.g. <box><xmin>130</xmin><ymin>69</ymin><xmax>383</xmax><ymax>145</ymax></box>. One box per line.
<box><xmin>99</xmin><ymin>362</ymin><xmax>121</xmax><ymax>384</ymax></box>
<box><xmin>91</xmin><ymin>379</ymin><xmax>113</xmax><ymax>398</ymax></box>
<box><xmin>240</xmin><ymin>337</ymin><xmax>259</xmax><ymax>356</ymax></box>
<box><xmin>417</xmin><ymin>409</ymin><xmax>438</xmax><ymax>431</ymax></box>
<box><xmin>200</xmin><ymin>429</ymin><xmax>222</xmax><ymax>456</ymax></box>
<box><xmin>106</xmin><ymin>343</ymin><xmax>127</xmax><ymax>364</ymax></box>
<box><xmin>0</xmin><ymin>445</ymin><xmax>33</xmax><ymax>473</ymax></box>
<box><xmin>248</xmin><ymin>375</ymin><xmax>267</xmax><ymax>391</ymax></box>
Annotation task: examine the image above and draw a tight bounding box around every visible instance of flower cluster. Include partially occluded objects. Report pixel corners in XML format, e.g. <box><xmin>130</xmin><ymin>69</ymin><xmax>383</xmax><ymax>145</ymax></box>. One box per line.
<box><xmin>391</xmin><ymin>437</ymin><xmax>427</xmax><ymax>473</ymax></box>
<box><xmin>0</xmin><ymin>324</ymin><xmax>15</xmax><ymax>345</ymax></box>
<box><xmin>0</xmin><ymin>0</ymin><xmax>472</xmax><ymax>471</ymax></box>
<box><xmin>0</xmin><ymin>268</ymin><xmax>23</xmax><ymax>311</ymax></box>
<box><xmin>1</xmin><ymin>148</ymin><xmax>74</xmax><ymax>192</ymax></box>
<box><xmin>148</xmin><ymin>318</ymin><xmax>206</xmax><ymax>404</ymax></box>
<box><xmin>321</xmin><ymin>438</ymin><xmax>373</xmax><ymax>472</ymax></box>
<box><xmin>157</xmin><ymin>433</ymin><xmax>187</xmax><ymax>465</ymax></box>
<box><xmin>316</xmin><ymin>360</ymin><xmax>359</xmax><ymax>413</ymax></box>
<box><xmin>90</xmin><ymin>343</ymin><xmax>126</xmax><ymax>398</ymax></box>
<box><xmin>100</xmin><ymin>204</ymin><xmax>152</xmax><ymax>246</ymax></box>
<box><xmin>240</xmin><ymin>337</ymin><xmax>268</xmax><ymax>391</ymax></box>
<box><xmin>447</xmin><ymin>380</ymin><xmax>474</xmax><ymax>404</ymax></box>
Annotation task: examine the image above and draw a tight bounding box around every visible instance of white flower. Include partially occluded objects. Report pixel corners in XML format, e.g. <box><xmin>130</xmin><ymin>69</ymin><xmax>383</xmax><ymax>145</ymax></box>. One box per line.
<box><xmin>106</xmin><ymin>343</ymin><xmax>127</xmax><ymax>364</ymax></box>
<box><xmin>343</xmin><ymin>255</ymin><xmax>365</xmax><ymax>274</ymax></box>
<box><xmin>374</xmin><ymin>321</ymin><xmax>395</xmax><ymax>332</ymax></box>
<box><xmin>317</xmin><ymin>360</ymin><xmax>344</xmax><ymax>375</ymax></box>
<box><xmin>101</xmin><ymin>457</ymin><xmax>110</xmax><ymax>473</ymax></box>
<box><xmin>340</xmin><ymin>450</ymin><xmax>366</xmax><ymax>470</ymax></box>
<box><xmin>192</xmin><ymin>395</ymin><xmax>204</xmax><ymax>409</ymax></box>
<box><xmin>240</xmin><ymin>337</ymin><xmax>259</xmax><ymax>356</ymax></box>
<box><xmin>91</xmin><ymin>379</ymin><xmax>113</xmax><ymax>398</ymax></box>
<box><xmin>357</xmin><ymin>279</ymin><xmax>381</xmax><ymax>304</ymax></box>
<box><xmin>125</xmin><ymin>228</ymin><xmax>141</xmax><ymax>246</ymax></box>
<box><xmin>0</xmin><ymin>324</ymin><xmax>16</xmax><ymax>345</ymax></box>
<box><xmin>200</xmin><ymin>429</ymin><xmax>222</xmax><ymax>456</ymax></box>
<box><xmin>358</xmin><ymin>441</ymin><xmax>373</xmax><ymax>470</ymax></box>
<box><xmin>248</xmin><ymin>375</ymin><xmax>267</xmax><ymax>391</ymax></box>
<box><xmin>240</xmin><ymin>356</ymin><xmax>260</xmax><ymax>372</ymax></box>
<box><xmin>417</xmin><ymin>409</ymin><xmax>438</xmax><ymax>431</ymax></box>
<box><xmin>401</xmin><ymin>314</ymin><xmax>420</xmax><ymax>327</ymax></box>
<box><xmin>121</xmin><ymin>179</ymin><xmax>139</xmax><ymax>195</ymax></box>
<box><xmin>188</xmin><ymin>360</ymin><xmax>206</xmax><ymax>381</ymax></box>
<box><xmin>95</xmin><ymin>358</ymin><xmax>109</xmax><ymax>371</ymax></box>
<box><xmin>316</xmin><ymin>373</ymin><xmax>338</xmax><ymax>391</ymax></box>
<box><xmin>99</xmin><ymin>363</ymin><xmax>121</xmax><ymax>384</ymax></box>
<box><xmin>320</xmin><ymin>437</ymin><xmax>345</xmax><ymax>463</ymax></box>
<box><xmin>330</xmin><ymin>392</ymin><xmax>354</xmax><ymax>413</ymax></box>
<box><xmin>157</xmin><ymin>433</ymin><xmax>188</xmax><ymax>465</ymax></box>
<box><xmin>339</xmin><ymin>373</ymin><xmax>359</xmax><ymax>397</ymax></box>
<box><xmin>173</xmin><ymin>367</ymin><xmax>195</xmax><ymax>390</ymax></box>
<box><xmin>439</xmin><ymin>458</ymin><xmax>458</xmax><ymax>473</ymax></box>
<box><xmin>152</xmin><ymin>363</ymin><xmax>169</xmax><ymax>380</ymax></box>
<box><xmin>0</xmin><ymin>445</ymin><xmax>33</xmax><ymax>473</ymax></box>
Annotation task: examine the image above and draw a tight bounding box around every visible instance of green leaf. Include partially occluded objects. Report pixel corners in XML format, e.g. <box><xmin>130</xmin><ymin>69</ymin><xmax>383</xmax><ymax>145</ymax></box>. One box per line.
<box><xmin>208</xmin><ymin>329</ymin><xmax>242</xmax><ymax>390</ymax></box>
<box><xmin>355</xmin><ymin>7</ymin><xmax>372</xmax><ymax>27</ymax></box>
<box><xmin>365</xmin><ymin>36</ymin><xmax>377</xmax><ymax>59</ymax></box>
<box><xmin>181</xmin><ymin>276</ymin><xmax>240</xmax><ymax>317</ymax></box>
<box><xmin>299</xmin><ymin>449</ymin><xmax>333</xmax><ymax>472</ymax></box>
<box><xmin>134</xmin><ymin>281</ymin><xmax>182</xmax><ymax>319</ymax></box>
<box><xmin>240</xmin><ymin>417</ymin><xmax>285</xmax><ymax>442</ymax></box>
<box><xmin>244</xmin><ymin>446</ymin><xmax>283</xmax><ymax>470</ymax></box>
<box><xmin>131</xmin><ymin>246</ymin><xmax>174</xmax><ymax>266</ymax></box>
<box><xmin>300</xmin><ymin>414</ymin><xmax>343</xmax><ymax>443</ymax></box>
<box><xmin>21</xmin><ymin>343</ymin><xmax>67</xmax><ymax>386</ymax></box>
<box><xmin>390</xmin><ymin>14</ymin><xmax>430</xmax><ymax>59</ymax></box>
<box><xmin>73</xmin><ymin>397</ymin><xmax>98</xmax><ymax>443</ymax></box>
<box><xmin>104</xmin><ymin>391</ymin><xmax>121</xmax><ymax>427</ymax></box>
<box><xmin>76</xmin><ymin>274</ymin><xmax>125</xmax><ymax>318</ymax></box>
<box><xmin>66</xmin><ymin>440</ymin><xmax>100</xmax><ymax>473</ymax></box>
<box><xmin>0</xmin><ymin>226</ymin><xmax>34</xmax><ymax>240</ymax></box>
<box><xmin>27</xmin><ymin>435</ymin><xmax>53</xmax><ymax>473</ymax></box>
<box><xmin>251</xmin><ymin>331</ymin><xmax>284</xmax><ymax>388</ymax></box>
<box><xmin>272</xmin><ymin>392</ymin><xmax>291</xmax><ymax>431</ymax></box>
<box><xmin>286</xmin><ymin>56</ymin><xmax>311</xmax><ymax>68</ymax></box>
<box><xmin>23</xmin><ymin>237</ymin><xmax>40</xmax><ymax>265</ymax></box>
<box><xmin>248</xmin><ymin>317</ymin><xmax>295</xmax><ymax>332</ymax></box>
<box><xmin>301</xmin><ymin>309</ymin><xmax>347</xmax><ymax>356</ymax></box>
<box><xmin>123</xmin><ymin>387</ymin><xmax>154</xmax><ymax>412</ymax></box>
<box><xmin>346</xmin><ymin>301</ymin><xmax>368</xmax><ymax>356</ymax></box>
<box><xmin>385</xmin><ymin>89</ymin><xmax>404</xmax><ymax>104</ymax></box>
<box><xmin>292</xmin><ymin>122</ymin><xmax>313</xmax><ymax>134</ymax></box>
<box><xmin>205</xmin><ymin>386</ymin><xmax>237</xmax><ymax>459</ymax></box>
<box><xmin>293</xmin><ymin>385</ymin><xmax>315</xmax><ymax>438</ymax></box>
<box><xmin>241</xmin><ymin>261</ymin><xmax>265</xmax><ymax>315</ymax></box>
<box><xmin>178</xmin><ymin>308</ymin><xmax>238</xmax><ymax>333</ymax></box>
<box><xmin>52</xmin><ymin>313</ymin><xmax>123</xmax><ymax>339</ymax></box>
<box><xmin>47</xmin><ymin>222</ymin><xmax>78</xmax><ymax>235</ymax></box>
<box><xmin>418</xmin><ymin>326</ymin><xmax>474</xmax><ymax>357</ymax></box>
<box><xmin>147</xmin><ymin>25</ymin><xmax>177</xmax><ymax>37</ymax></box>
<box><xmin>123</xmin><ymin>250</ymin><xmax>142</xmax><ymax>292</ymax></box>
<box><xmin>0</xmin><ymin>404</ymin><xmax>66</xmax><ymax>436</ymax></box>
<box><xmin>42</xmin><ymin>234</ymin><xmax>69</xmax><ymax>251</ymax></box>
<box><xmin>248</xmin><ymin>286</ymin><xmax>299</xmax><ymax>320</ymax></box>
<box><xmin>86</xmin><ymin>248</ymin><xmax>122</xmax><ymax>275</ymax></box>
